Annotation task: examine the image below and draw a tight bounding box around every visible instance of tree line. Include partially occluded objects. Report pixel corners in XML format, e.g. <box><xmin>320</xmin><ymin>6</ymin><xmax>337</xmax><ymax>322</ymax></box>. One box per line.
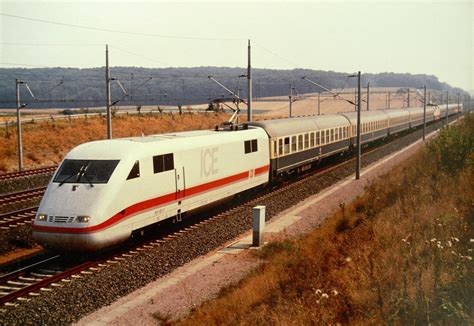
<box><xmin>0</xmin><ymin>66</ymin><xmax>467</xmax><ymax>109</ymax></box>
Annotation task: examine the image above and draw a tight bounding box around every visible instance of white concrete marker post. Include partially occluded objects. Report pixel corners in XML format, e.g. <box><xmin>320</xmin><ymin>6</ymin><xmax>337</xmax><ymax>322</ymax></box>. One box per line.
<box><xmin>252</xmin><ymin>206</ymin><xmax>265</xmax><ymax>247</ymax></box>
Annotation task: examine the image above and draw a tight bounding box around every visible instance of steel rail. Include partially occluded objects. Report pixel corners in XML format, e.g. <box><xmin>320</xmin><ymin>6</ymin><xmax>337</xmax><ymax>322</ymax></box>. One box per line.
<box><xmin>0</xmin><ymin>206</ymin><xmax>38</xmax><ymax>228</ymax></box>
<box><xmin>0</xmin><ymin>166</ymin><xmax>56</xmax><ymax>182</ymax></box>
<box><xmin>0</xmin><ymin>187</ymin><xmax>46</xmax><ymax>206</ymax></box>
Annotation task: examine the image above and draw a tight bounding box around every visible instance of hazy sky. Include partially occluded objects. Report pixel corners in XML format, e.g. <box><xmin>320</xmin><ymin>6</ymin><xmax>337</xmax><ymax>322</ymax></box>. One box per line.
<box><xmin>0</xmin><ymin>0</ymin><xmax>472</xmax><ymax>91</ymax></box>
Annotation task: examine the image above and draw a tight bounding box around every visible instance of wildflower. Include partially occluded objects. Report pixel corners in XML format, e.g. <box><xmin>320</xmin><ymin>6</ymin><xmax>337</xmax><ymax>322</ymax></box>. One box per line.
<box><xmin>345</xmin><ymin>257</ymin><xmax>352</xmax><ymax>263</ymax></box>
<box><xmin>322</xmin><ymin>293</ymin><xmax>329</xmax><ymax>299</ymax></box>
<box><xmin>316</xmin><ymin>300</ymin><xmax>320</xmax><ymax>304</ymax></box>
<box><xmin>331</xmin><ymin>290</ymin><xmax>339</xmax><ymax>296</ymax></box>
<box><xmin>315</xmin><ymin>289</ymin><xmax>322</xmax><ymax>295</ymax></box>
<box><xmin>464</xmin><ymin>256</ymin><xmax>472</xmax><ymax>261</ymax></box>
<box><xmin>447</xmin><ymin>241</ymin><xmax>452</xmax><ymax>247</ymax></box>
<box><xmin>451</xmin><ymin>250</ymin><xmax>457</xmax><ymax>255</ymax></box>
<box><xmin>452</xmin><ymin>237</ymin><xmax>459</xmax><ymax>242</ymax></box>
<box><xmin>437</xmin><ymin>223</ymin><xmax>442</xmax><ymax>227</ymax></box>
<box><xmin>437</xmin><ymin>243</ymin><xmax>444</xmax><ymax>249</ymax></box>
<box><xmin>468</xmin><ymin>249</ymin><xmax>472</xmax><ymax>252</ymax></box>
<box><xmin>470</xmin><ymin>239</ymin><xmax>474</xmax><ymax>243</ymax></box>
<box><xmin>430</xmin><ymin>238</ymin><xmax>437</xmax><ymax>242</ymax></box>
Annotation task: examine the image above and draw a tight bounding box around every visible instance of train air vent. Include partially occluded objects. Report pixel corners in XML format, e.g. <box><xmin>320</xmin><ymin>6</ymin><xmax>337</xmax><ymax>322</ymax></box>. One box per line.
<box><xmin>52</xmin><ymin>216</ymin><xmax>74</xmax><ymax>223</ymax></box>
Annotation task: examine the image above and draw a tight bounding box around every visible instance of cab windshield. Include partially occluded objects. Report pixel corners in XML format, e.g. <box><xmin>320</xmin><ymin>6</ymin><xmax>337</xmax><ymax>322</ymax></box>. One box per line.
<box><xmin>53</xmin><ymin>159</ymin><xmax>120</xmax><ymax>184</ymax></box>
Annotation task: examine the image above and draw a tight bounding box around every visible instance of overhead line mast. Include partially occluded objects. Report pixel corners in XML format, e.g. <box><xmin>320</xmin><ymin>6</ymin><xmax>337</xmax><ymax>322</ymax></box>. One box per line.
<box><xmin>247</xmin><ymin>39</ymin><xmax>252</xmax><ymax>122</ymax></box>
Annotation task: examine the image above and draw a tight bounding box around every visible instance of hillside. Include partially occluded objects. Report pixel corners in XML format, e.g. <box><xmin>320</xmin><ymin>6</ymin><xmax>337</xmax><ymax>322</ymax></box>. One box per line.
<box><xmin>0</xmin><ymin>67</ymin><xmax>467</xmax><ymax>109</ymax></box>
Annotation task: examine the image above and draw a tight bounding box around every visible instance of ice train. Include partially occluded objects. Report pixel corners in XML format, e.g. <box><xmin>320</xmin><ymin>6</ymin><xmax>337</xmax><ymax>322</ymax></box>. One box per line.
<box><xmin>32</xmin><ymin>104</ymin><xmax>461</xmax><ymax>251</ymax></box>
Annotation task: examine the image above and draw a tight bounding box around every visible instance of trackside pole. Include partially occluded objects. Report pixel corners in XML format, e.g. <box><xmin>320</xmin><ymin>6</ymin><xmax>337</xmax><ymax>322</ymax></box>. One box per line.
<box><xmin>252</xmin><ymin>206</ymin><xmax>265</xmax><ymax>247</ymax></box>
<box><xmin>247</xmin><ymin>39</ymin><xmax>252</xmax><ymax>122</ymax></box>
<box><xmin>423</xmin><ymin>85</ymin><xmax>426</xmax><ymax>140</ymax></box>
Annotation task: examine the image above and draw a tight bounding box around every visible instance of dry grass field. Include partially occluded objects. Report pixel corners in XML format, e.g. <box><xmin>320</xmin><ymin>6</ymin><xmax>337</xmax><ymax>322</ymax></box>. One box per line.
<box><xmin>0</xmin><ymin>112</ymin><xmax>228</xmax><ymax>172</ymax></box>
<box><xmin>178</xmin><ymin>115</ymin><xmax>474</xmax><ymax>325</ymax></box>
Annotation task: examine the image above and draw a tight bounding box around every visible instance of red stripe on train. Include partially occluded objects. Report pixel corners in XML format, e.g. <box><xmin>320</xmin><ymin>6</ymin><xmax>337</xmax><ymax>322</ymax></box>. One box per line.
<box><xmin>32</xmin><ymin>165</ymin><xmax>269</xmax><ymax>234</ymax></box>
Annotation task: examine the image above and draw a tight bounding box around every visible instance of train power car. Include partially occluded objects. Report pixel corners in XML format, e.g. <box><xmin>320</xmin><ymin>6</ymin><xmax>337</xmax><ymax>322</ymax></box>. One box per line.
<box><xmin>33</xmin><ymin>127</ymin><xmax>269</xmax><ymax>251</ymax></box>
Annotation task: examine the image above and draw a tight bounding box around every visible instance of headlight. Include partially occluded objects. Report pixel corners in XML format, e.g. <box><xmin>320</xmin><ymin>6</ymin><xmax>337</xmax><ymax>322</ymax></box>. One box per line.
<box><xmin>77</xmin><ymin>216</ymin><xmax>90</xmax><ymax>223</ymax></box>
<box><xmin>37</xmin><ymin>214</ymin><xmax>47</xmax><ymax>221</ymax></box>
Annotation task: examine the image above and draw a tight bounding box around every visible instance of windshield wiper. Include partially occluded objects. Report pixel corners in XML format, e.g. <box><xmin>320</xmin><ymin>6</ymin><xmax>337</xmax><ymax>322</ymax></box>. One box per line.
<box><xmin>59</xmin><ymin>172</ymin><xmax>80</xmax><ymax>187</ymax></box>
<box><xmin>81</xmin><ymin>171</ymin><xmax>95</xmax><ymax>188</ymax></box>
<box><xmin>79</xmin><ymin>162</ymin><xmax>94</xmax><ymax>188</ymax></box>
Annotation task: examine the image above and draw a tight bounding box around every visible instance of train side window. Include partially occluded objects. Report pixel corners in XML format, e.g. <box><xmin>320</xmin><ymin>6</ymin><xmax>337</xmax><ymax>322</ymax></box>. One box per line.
<box><xmin>126</xmin><ymin>160</ymin><xmax>140</xmax><ymax>180</ymax></box>
<box><xmin>291</xmin><ymin>136</ymin><xmax>297</xmax><ymax>152</ymax></box>
<box><xmin>304</xmin><ymin>133</ymin><xmax>309</xmax><ymax>149</ymax></box>
<box><xmin>298</xmin><ymin>135</ymin><xmax>303</xmax><ymax>150</ymax></box>
<box><xmin>326</xmin><ymin>130</ymin><xmax>330</xmax><ymax>143</ymax></box>
<box><xmin>330</xmin><ymin>129</ymin><xmax>334</xmax><ymax>142</ymax></box>
<box><xmin>244</xmin><ymin>139</ymin><xmax>258</xmax><ymax>154</ymax></box>
<box><xmin>244</xmin><ymin>140</ymin><xmax>251</xmax><ymax>154</ymax></box>
<box><xmin>252</xmin><ymin>139</ymin><xmax>258</xmax><ymax>152</ymax></box>
<box><xmin>316</xmin><ymin>131</ymin><xmax>320</xmax><ymax>145</ymax></box>
<box><xmin>284</xmin><ymin>137</ymin><xmax>290</xmax><ymax>154</ymax></box>
<box><xmin>278</xmin><ymin>139</ymin><xmax>283</xmax><ymax>155</ymax></box>
<box><xmin>310</xmin><ymin>132</ymin><xmax>315</xmax><ymax>147</ymax></box>
<box><xmin>153</xmin><ymin>153</ymin><xmax>174</xmax><ymax>174</ymax></box>
<box><xmin>273</xmin><ymin>140</ymin><xmax>278</xmax><ymax>157</ymax></box>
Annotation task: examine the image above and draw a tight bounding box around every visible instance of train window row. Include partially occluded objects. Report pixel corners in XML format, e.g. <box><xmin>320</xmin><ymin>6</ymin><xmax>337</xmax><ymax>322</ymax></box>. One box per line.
<box><xmin>273</xmin><ymin>119</ymin><xmax>392</xmax><ymax>158</ymax></box>
<box><xmin>361</xmin><ymin>120</ymin><xmax>387</xmax><ymax>134</ymax></box>
<box><xmin>245</xmin><ymin>139</ymin><xmax>258</xmax><ymax>154</ymax></box>
<box><xmin>275</xmin><ymin>126</ymin><xmax>351</xmax><ymax>157</ymax></box>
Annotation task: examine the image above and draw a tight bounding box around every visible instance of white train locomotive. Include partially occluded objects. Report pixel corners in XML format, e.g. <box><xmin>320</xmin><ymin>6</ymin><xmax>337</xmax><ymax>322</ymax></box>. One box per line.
<box><xmin>33</xmin><ymin>104</ymin><xmax>461</xmax><ymax>251</ymax></box>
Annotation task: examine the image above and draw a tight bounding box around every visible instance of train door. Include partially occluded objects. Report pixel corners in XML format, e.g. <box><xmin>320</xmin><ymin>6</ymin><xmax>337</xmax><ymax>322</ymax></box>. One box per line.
<box><xmin>174</xmin><ymin>166</ymin><xmax>186</xmax><ymax>221</ymax></box>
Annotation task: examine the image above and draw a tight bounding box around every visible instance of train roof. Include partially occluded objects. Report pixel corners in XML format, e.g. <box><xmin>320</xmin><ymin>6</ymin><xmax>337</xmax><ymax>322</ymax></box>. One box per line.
<box><xmin>339</xmin><ymin>110</ymin><xmax>388</xmax><ymax>124</ymax></box>
<box><xmin>63</xmin><ymin>127</ymin><xmax>266</xmax><ymax>160</ymax></box>
<box><xmin>381</xmin><ymin>108</ymin><xmax>410</xmax><ymax>118</ymax></box>
<box><xmin>247</xmin><ymin>115</ymin><xmax>350</xmax><ymax>138</ymax></box>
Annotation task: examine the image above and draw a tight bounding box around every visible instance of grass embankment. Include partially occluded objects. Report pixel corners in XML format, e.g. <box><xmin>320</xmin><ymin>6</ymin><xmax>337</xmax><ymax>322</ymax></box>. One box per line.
<box><xmin>178</xmin><ymin>115</ymin><xmax>474</xmax><ymax>325</ymax></box>
<box><xmin>0</xmin><ymin>112</ymin><xmax>227</xmax><ymax>172</ymax></box>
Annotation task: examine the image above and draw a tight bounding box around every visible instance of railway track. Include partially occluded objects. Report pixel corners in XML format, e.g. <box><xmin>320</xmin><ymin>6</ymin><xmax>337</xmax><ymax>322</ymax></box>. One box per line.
<box><xmin>0</xmin><ymin>207</ymin><xmax>38</xmax><ymax>229</ymax></box>
<box><xmin>0</xmin><ymin>255</ymin><xmax>92</xmax><ymax>306</ymax></box>
<box><xmin>0</xmin><ymin>166</ymin><xmax>56</xmax><ymax>182</ymax></box>
<box><xmin>0</xmin><ymin>187</ymin><xmax>46</xmax><ymax>207</ymax></box>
